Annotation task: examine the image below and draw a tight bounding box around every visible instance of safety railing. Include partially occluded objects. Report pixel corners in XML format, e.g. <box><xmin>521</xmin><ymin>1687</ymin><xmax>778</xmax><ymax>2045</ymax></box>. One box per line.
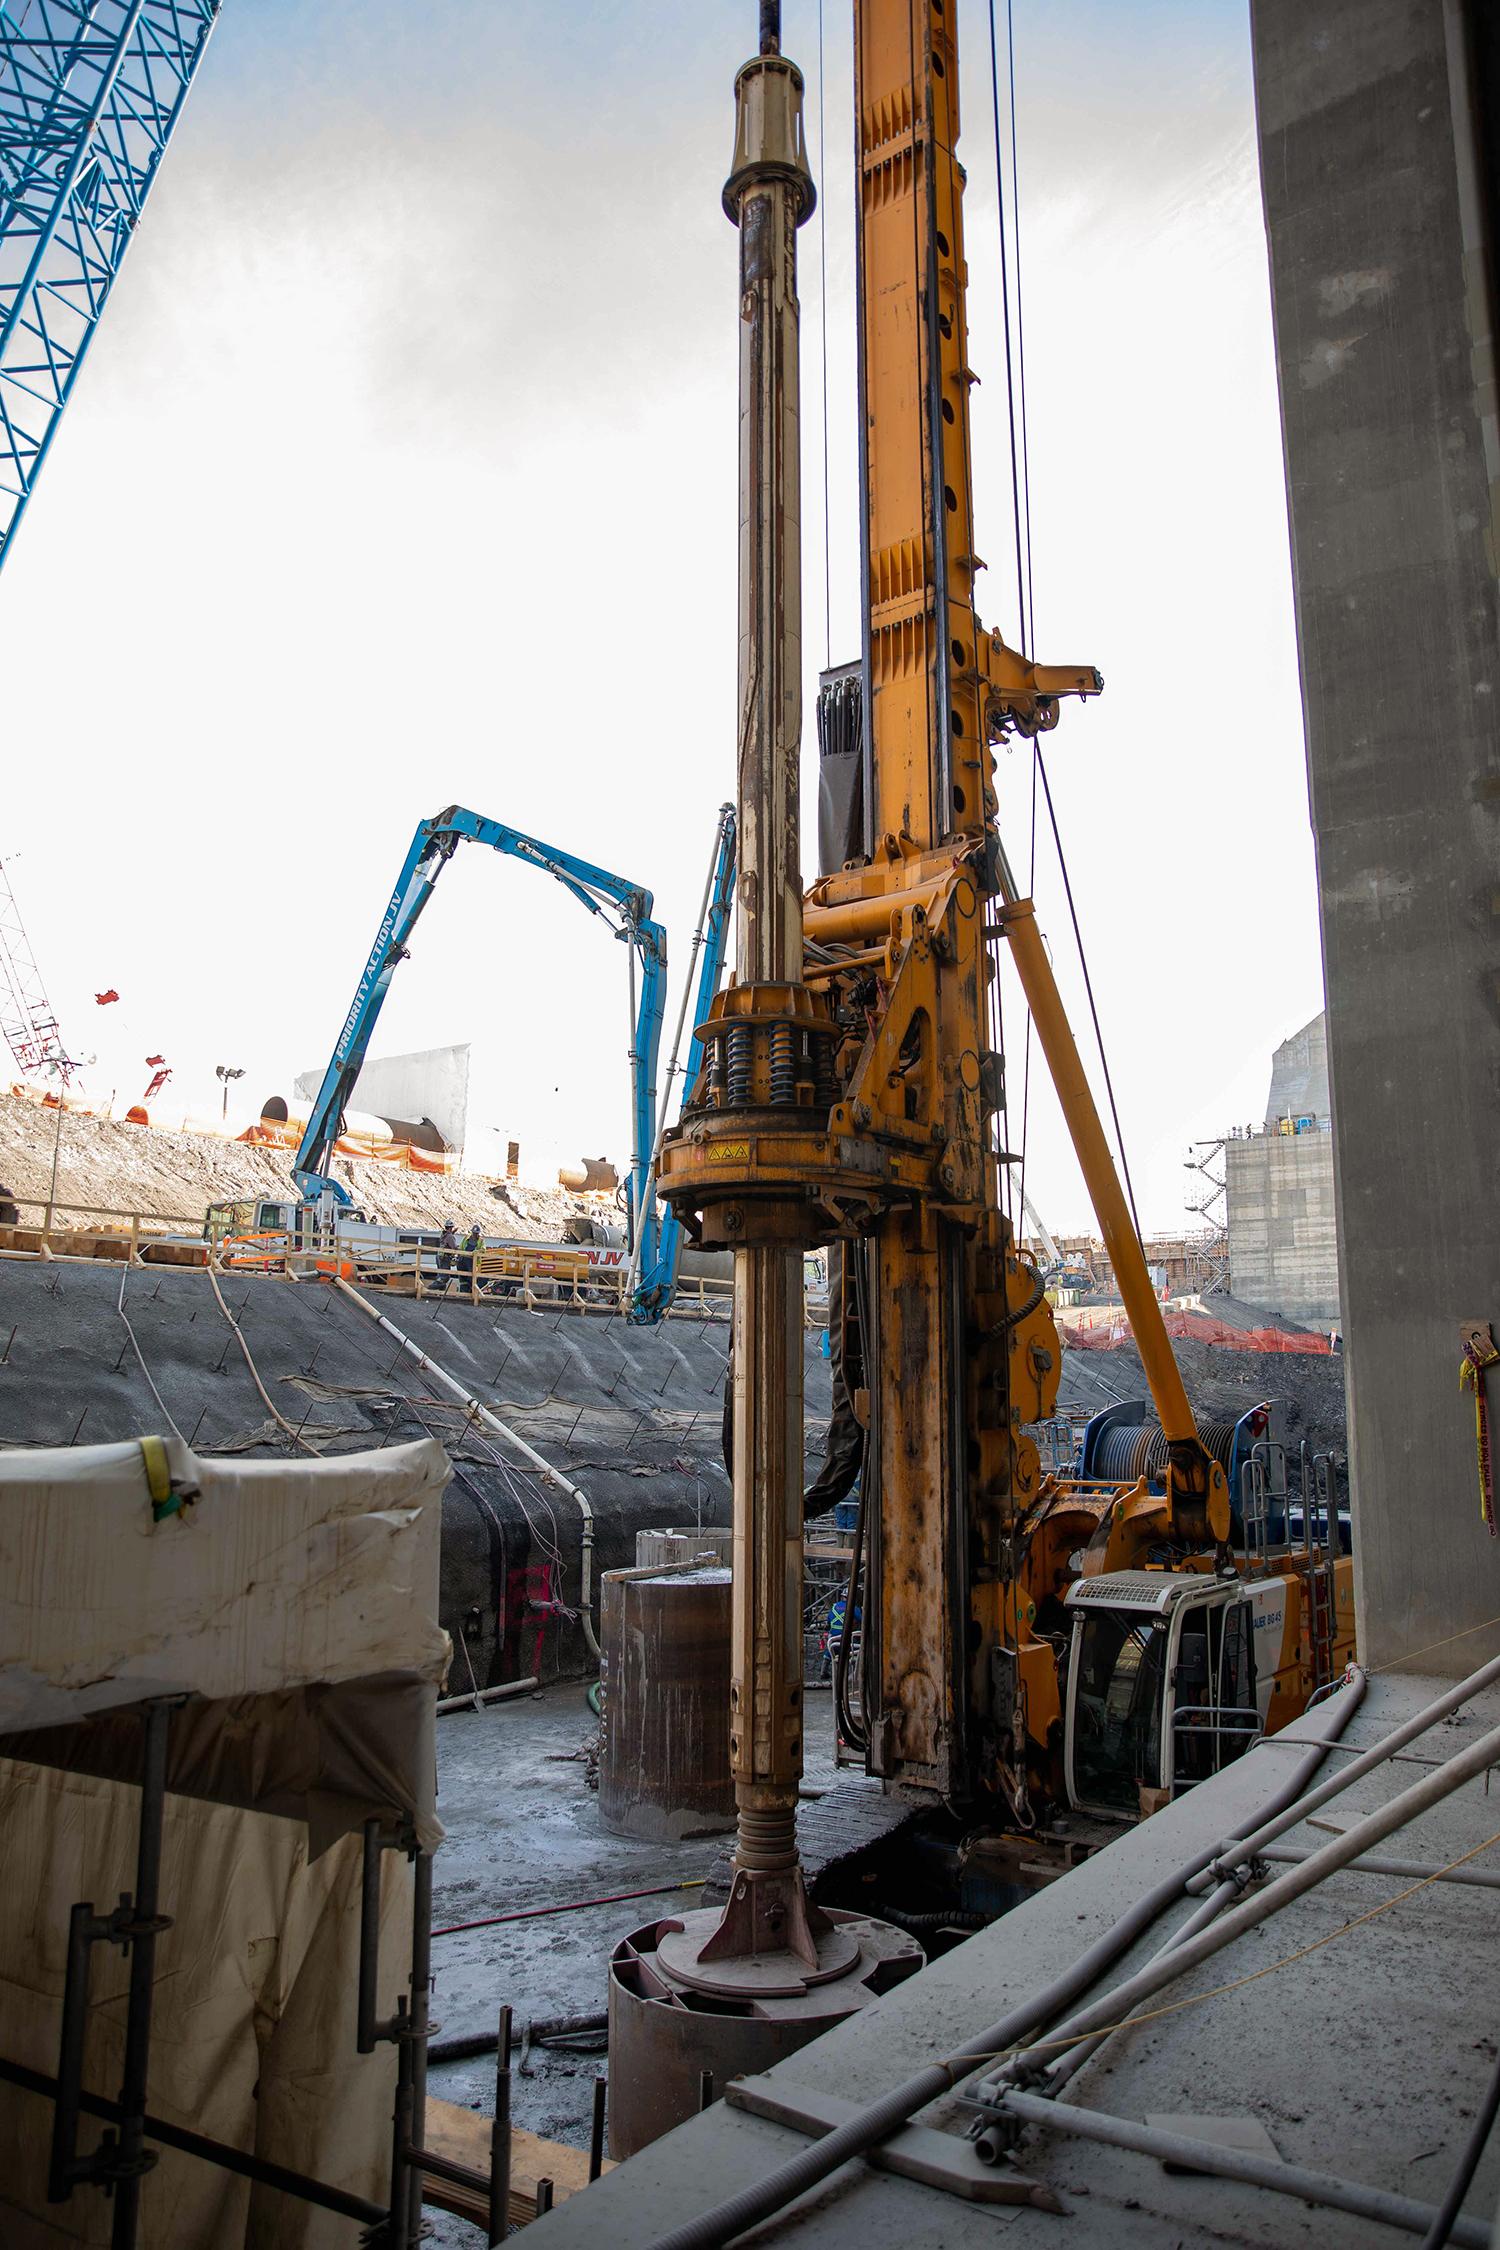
<box><xmin>1170</xmin><ymin>1701</ymin><xmax>1264</xmax><ymax>1792</ymax></box>
<box><xmin>0</xmin><ymin>1195</ymin><xmax>753</xmax><ymax>1320</ymax></box>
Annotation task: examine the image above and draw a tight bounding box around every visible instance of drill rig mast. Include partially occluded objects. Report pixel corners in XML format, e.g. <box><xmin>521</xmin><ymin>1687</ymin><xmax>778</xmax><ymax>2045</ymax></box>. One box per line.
<box><xmin>664</xmin><ymin>0</ymin><xmax>1231</xmax><ymax>1829</ymax></box>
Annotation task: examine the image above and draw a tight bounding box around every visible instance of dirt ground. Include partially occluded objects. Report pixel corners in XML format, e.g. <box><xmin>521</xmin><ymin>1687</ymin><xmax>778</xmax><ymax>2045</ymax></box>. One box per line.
<box><xmin>1057</xmin><ymin>1329</ymin><xmax>1349</xmax><ymax>1465</ymax></box>
<box><xmin>0</xmin><ymin>1090</ymin><xmax>586</xmax><ymax>1237</ymax></box>
<box><xmin>422</xmin><ymin>1685</ymin><xmax>841</xmax><ymax>2242</ymax></box>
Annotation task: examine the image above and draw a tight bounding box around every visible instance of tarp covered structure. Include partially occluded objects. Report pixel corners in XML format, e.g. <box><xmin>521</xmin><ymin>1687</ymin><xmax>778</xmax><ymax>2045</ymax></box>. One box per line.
<box><xmin>0</xmin><ymin>1436</ymin><xmax>449</xmax><ymax>2246</ymax></box>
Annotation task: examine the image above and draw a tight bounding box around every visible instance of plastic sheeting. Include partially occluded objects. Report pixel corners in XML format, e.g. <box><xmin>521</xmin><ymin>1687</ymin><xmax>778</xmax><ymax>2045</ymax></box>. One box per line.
<box><xmin>0</xmin><ymin>1438</ymin><xmax>449</xmax><ymax>2246</ymax></box>
<box><xmin>0</xmin><ymin>1436</ymin><xmax>449</xmax><ymax>1853</ymax></box>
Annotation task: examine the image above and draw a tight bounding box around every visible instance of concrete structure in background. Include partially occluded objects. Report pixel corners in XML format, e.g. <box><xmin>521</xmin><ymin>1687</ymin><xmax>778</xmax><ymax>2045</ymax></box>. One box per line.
<box><xmin>1226</xmin><ymin>1012</ymin><xmax>1340</xmax><ymax>1325</ymax></box>
<box><xmin>1252</xmin><ymin>4</ymin><xmax>1500</xmax><ymax>1668</ymax></box>
<box><xmin>1264</xmin><ymin>1011</ymin><xmax>1329</xmax><ymax>1128</ymax></box>
<box><xmin>295</xmin><ymin>1043</ymin><xmax>470</xmax><ymax>1160</ymax></box>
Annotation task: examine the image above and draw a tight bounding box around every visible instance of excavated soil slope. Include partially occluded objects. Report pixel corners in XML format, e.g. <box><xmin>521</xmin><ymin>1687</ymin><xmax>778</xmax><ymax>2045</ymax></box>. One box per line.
<box><xmin>0</xmin><ymin>1091</ymin><xmax>581</xmax><ymax>1237</ymax></box>
<box><xmin>1058</xmin><ymin>1330</ymin><xmax>1348</xmax><ymax>1465</ymax></box>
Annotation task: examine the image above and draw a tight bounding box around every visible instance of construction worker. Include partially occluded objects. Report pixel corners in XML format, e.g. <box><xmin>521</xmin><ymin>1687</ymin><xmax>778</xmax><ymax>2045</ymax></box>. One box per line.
<box><xmin>459</xmin><ymin>1222</ymin><xmax>482</xmax><ymax>1291</ymax></box>
<box><xmin>436</xmin><ymin>1219</ymin><xmax>458</xmax><ymax>1290</ymax></box>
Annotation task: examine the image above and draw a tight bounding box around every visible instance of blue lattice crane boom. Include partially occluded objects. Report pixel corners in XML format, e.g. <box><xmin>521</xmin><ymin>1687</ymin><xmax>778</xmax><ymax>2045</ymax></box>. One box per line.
<box><xmin>293</xmin><ymin>804</ymin><xmax>705</xmax><ymax>1324</ymax></box>
<box><xmin>0</xmin><ymin>0</ymin><xmax>222</xmax><ymax>573</ymax></box>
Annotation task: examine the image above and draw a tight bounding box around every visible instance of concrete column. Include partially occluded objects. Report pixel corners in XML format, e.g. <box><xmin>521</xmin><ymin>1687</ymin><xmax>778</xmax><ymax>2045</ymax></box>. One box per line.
<box><xmin>1251</xmin><ymin>2</ymin><xmax>1500</xmax><ymax>1667</ymax></box>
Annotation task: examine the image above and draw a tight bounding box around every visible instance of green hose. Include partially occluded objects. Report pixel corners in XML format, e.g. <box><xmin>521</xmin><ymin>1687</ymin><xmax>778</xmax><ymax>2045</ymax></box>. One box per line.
<box><xmin>586</xmin><ymin>1679</ymin><xmax>602</xmax><ymax>1716</ymax></box>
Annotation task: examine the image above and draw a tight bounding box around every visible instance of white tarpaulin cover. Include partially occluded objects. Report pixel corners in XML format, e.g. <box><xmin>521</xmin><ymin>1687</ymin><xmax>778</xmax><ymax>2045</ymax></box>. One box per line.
<box><xmin>0</xmin><ymin>1433</ymin><xmax>449</xmax><ymax>1852</ymax></box>
<box><xmin>0</xmin><ymin>1436</ymin><xmax>450</xmax><ymax>2247</ymax></box>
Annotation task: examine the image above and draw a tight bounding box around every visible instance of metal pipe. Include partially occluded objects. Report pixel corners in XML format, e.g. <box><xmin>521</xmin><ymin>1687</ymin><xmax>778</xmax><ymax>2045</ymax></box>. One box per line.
<box><xmin>710</xmin><ymin>1</ymin><xmax>820</xmax><ymax>1957</ymax></box>
<box><xmin>1419</xmin><ymin>2043</ymin><xmax>1500</xmax><ymax>2248</ymax></box>
<box><xmin>489</xmin><ymin>2004</ymin><xmax>512</xmax><ymax>2245</ymax></box>
<box><xmin>981</xmin><ymin>2089</ymin><xmax>1489</xmax><ymax>2248</ymax></box>
<box><xmin>651</xmin><ymin>1673</ymin><xmax>1369</xmax><ymax>2250</ymax></box>
<box><xmin>111</xmin><ymin>1698</ymin><xmax>175</xmax><ymax>2250</ymax></box>
<box><xmin>333</xmin><ymin>1278</ymin><xmax>602</xmax><ymax>1659</ymax></box>
<box><xmin>358</xmin><ymin>1819</ymin><xmax>393</xmax><ymax>2053</ymax></box>
<box><xmin>407</xmin><ymin>2144</ymin><xmax>489</xmax><ymax>2194</ymax></box>
<box><xmin>386</xmin><ymin>1999</ymin><xmax>414</xmax><ymax>2250</ymax></box>
<box><xmin>1259</xmin><ymin>1842</ymin><xmax>1500</xmax><ymax>1889</ymax></box>
<box><xmin>989</xmin><ymin>1716</ymin><xmax>1500</xmax><ymax>2084</ymax></box>
<box><xmin>1012</xmin><ymin>1666</ymin><xmax>1500</xmax><ymax>2105</ymax></box>
<box><xmin>47</xmin><ymin>1901</ymin><xmax>103</xmax><ymax>2201</ymax></box>
<box><xmin>2</xmin><ymin>2053</ymin><xmax>386</xmax><ymax>2226</ymax></box>
<box><xmin>535</xmin><ymin>2176</ymin><xmax>554</xmax><ymax>2215</ymax></box>
<box><xmin>589</xmin><ymin>2076</ymin><xmax>608</xmax><ymax>2182</ymax></box>
<box><xmin>1188</xmin><ymin>1645</ymin><xmax>1500</xmax><ymax>1892</ymax></box>
<box><xmin>429</xmin><ymin>2009</ymin><xmax>605</xmax><ymax>2066</ymax></box>
<box><xmin>406</xmin><ymin>1852</ymin><xmax>434</xmax><ymax>2237</ymax></box>
<box><xmin>434</xmin><ymin>1674</ymin><xmax>538</xmax><ymax>1716</ymax></box>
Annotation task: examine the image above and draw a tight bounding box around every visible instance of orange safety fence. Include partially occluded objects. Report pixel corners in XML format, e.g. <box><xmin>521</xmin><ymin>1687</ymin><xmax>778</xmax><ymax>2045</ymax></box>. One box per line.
<box><xmin>1057</xmin><ymin>1309</ymin><xmax>1333</xmax><ymax>1356</ymax></box>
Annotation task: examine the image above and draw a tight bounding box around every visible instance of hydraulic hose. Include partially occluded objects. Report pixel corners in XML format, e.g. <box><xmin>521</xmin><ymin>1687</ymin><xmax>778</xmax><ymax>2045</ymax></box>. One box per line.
<box><xmin>332</xmin><ymin>1279</ymin><xmax>602</xmax><ymax>1659</ymax></box>
<box><xmin>1001</xmin><ymin>1647</ymin><xmax>1500</xmax><ymax>2105</ymax></box>
<box><xmin>987</xmin><ymin>1715</ymin><xmax>1500</xmax><ymax>2079</ymax></box>
<box><xmin>650</xmin><ymin>1673</ymin><xmax>1366</xmax><ymax>2250</ymax></box>
<box><xmin>1188</xmin><ymin>1644</ymin><xmax>1500</xmax><ymax>1894</ymax></box>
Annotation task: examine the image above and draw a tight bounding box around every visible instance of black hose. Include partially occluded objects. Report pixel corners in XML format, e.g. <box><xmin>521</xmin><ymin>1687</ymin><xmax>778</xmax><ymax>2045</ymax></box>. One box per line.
<box><xmin>428</xmin><ymin>2011</ymin><xmax>607</xmax><ymax>2068</ymax></box>
<box><xmin>1420</xmin><ymin>2046</ymin><xmax>1500</xmax><ymax>2249</ymax></box>
<box><xmin>874</xmin><ymin>1906</ymin><xmax>988</xmax><ymax>1933</ymax></box>
<box><xmin>649</xmin><ymin>1671</ymin><xmax>1367</xmax><ymax>2250</ymax></box>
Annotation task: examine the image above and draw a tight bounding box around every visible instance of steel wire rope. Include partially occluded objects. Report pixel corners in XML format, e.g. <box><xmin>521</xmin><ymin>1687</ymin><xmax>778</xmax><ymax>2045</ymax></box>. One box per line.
<box><xmin>985</xmin><ymin>0</ymin><xmax>1141</xmax><ymax>1244</ymax></box>
<box><xmin>985</xmin><ymin>0</ymin><xmax>1039</xmax><ymax>1237</ymax></box>
<box><xmin>319</xmin><ymin>1281</ymin><xmax>569</xmax><ymax>1571</ymax></box>
<box><xmin>115</xmin><ymin>1266</ymin><xmax>185</xmax><ymax>1445</ymax></box>
<box><xmin>204</xmin><ymin>1263</ymin><xmax>317</xmax><ymax>1454</ymax></box>
<box><xmin>817</xmin><ymin>0</ymin><xmax>831</xmax><ymax>671</ymax></box>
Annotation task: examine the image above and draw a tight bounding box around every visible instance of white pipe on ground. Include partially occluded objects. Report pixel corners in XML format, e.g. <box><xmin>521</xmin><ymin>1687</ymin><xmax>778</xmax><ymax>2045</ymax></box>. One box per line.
<box><xmin>435</xmin><ymin>1675</ymin><xmax>541</xmax><ymax>1716</ymax></box>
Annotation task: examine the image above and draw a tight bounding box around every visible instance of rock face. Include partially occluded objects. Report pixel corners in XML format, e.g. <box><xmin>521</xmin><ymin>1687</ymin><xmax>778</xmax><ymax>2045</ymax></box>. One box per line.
<box><xmin>0</xmin><ymin>1089</ymin><xmax>584</xmax><ymax>1238</ymax></box>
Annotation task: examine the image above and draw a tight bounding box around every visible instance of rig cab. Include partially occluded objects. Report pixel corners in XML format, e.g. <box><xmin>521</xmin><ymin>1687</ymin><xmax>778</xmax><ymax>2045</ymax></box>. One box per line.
<box><xmin>1063</xmin><ymin>1571</ymin><xmax>1275</xmax><ymax>1822</ymax></box>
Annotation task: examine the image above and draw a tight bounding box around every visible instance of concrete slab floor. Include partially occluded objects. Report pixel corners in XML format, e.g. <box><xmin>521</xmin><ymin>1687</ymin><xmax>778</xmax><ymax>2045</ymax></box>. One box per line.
<box><xmin>422</xmin><ymin>1682</ymin><xmax>842</xmax><ymax>2246</ymax></box>
<box><xmin>529</xmin><ymin>1672</ymin><xmax>1500</xmax><ymax>2248</ymax></box>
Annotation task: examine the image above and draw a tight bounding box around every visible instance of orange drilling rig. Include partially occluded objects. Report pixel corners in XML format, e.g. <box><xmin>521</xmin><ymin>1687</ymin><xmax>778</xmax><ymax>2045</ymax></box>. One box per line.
<box><xmin>659</xmin><ymin>0</ymin><xmax>1353</xmax><ymax>1900</ymax></box>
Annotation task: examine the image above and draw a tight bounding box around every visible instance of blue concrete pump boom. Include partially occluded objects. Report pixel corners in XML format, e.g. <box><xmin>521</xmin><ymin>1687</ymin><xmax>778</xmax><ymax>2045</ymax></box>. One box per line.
<box><xmin>293</xmin><ymin>802</ymin><xmax>734</xmax><ymax>1324</ymax></box>
<box><xmin>294</xmin><ymin>802</ymin><xmax>664</xmax><ymax>1237</ymax></box>
<box><xmin>626</xmin><ymin>801</ymin><xmax>738</xmax><ymax>1322</ymax></box>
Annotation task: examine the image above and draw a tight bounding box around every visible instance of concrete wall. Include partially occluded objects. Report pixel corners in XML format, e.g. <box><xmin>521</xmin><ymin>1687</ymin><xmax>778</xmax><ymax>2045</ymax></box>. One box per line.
<box><xmin>1226</xmin><ymin>1130</ymin><xmax>1340</xmax><ymax>1325</ymax></box>
<box><xmin>1252</xmin><ymin>2</ymin><xmax>1500</xmax><ymax>1667</ymax></box>
<box><xmin>295</xmin><ymin>1043</ymin><xmax>470</xmax><ymax>1159</ymax></box>
<box><xmin>1264</xmin><ymin>1010</ymin><xmax>1330</xmax><ymax>1127</ymax></box>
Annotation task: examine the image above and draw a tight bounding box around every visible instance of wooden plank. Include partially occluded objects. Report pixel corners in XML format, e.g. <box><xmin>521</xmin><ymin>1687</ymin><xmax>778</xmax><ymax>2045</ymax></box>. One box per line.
<box><xmin>421</xmin><ymin>2095</ymin><xmax>611</xmax><ymax>2230</ymax></box>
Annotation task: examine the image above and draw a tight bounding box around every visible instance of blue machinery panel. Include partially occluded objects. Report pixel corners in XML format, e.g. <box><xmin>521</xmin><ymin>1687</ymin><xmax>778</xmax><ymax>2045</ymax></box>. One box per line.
<box><xmin>0</xmin><ymin>0</ymin><xmax>220</xmax><ymax>571</ymax></box>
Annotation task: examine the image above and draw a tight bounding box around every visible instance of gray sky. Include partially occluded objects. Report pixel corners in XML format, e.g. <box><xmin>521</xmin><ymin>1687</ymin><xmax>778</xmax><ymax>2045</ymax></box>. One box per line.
<box><xmin>0</xmin><ymin>1</ymin><xmax>1321</xmax><ymax>1232</ymax></box>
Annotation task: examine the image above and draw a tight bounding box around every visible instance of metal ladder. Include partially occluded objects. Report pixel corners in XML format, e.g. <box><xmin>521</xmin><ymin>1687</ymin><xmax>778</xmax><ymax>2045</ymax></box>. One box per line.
<box><xmin>1301</xmin><ymin>1446</ymin><xmax>1340</xmax><ymax>1692</ymax></box>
